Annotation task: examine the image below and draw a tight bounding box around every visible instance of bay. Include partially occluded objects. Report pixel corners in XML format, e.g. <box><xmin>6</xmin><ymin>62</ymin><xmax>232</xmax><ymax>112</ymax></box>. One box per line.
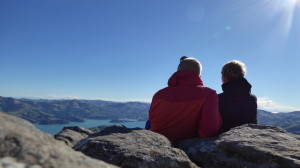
<box><xmin>34</xmin><ymin>119</ymin><xmax>146</xmax><ymax>134</ymax></box>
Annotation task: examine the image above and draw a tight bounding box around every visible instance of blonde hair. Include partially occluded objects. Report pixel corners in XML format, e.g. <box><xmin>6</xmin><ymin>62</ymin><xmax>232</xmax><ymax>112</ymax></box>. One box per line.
<box><xmin>222</xmin><ymin>60</ymin><xmax>246</xmax><ymax>81</ymax></box>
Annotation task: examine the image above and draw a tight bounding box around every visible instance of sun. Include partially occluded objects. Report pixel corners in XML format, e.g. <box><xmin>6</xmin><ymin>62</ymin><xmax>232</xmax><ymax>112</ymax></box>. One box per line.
<box><xmin>289</xmin><ymin>0</ymin><xmax>297</xmax><ymax>3</ymax></box>
<box><xmin>288</xmin><ymin>0</ymin><xmax>300</xmax><ymax>6</ymax></box>
<box><xmin>270</xmin><ymin>0</ymin><xmax>300</xmax><ymax>36</ymax></box>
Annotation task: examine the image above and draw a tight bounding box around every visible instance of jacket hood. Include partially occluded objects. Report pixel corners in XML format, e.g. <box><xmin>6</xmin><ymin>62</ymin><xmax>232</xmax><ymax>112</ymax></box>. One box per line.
<box><xmin>168</xmin><ymin>70</ymin><xmax>204</xmax><ymax>87</ymax></box>
<box><xmin>222</xmin><ymin>77</ymin><xmax>252</xmax><ymax>94</ymax></box>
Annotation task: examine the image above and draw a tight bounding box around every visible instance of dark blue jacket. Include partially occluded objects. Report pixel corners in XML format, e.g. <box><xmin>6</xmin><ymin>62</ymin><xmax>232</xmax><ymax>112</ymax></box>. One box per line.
<box><xmin>218</xmin><ymin>78</ymin><xmax>257</xmax><ymax>133</ymax></box>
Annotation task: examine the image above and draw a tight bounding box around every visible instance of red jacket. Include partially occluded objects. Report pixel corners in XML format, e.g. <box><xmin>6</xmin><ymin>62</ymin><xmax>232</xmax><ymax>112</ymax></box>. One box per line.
<box><xmin>149</xmin><ymin>70</ymin><xmax>222</xmax><ymax>146</ymax></box>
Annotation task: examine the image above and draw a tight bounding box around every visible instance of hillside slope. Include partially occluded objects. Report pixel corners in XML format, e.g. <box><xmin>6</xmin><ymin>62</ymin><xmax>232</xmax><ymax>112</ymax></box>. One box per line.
<box><xmin>258</xmin><ymin>109</ymin><xmax>300</xmax><ymax>134</ymax></box>
<box><xmin>1</xmin><ymin>96</ymin><xmax>300</xmax><ymax>135</ymax></box>
<box><xmin>0</xmin><ymin>96</ymin><xmax>149</xmax><ymax>124</ymax></box>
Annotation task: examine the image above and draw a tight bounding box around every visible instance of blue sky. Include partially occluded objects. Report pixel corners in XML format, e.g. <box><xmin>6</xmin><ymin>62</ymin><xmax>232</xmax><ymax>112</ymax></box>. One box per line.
<box><xmin>1</xmin><ymin>0</ymin><xmax>299</xmax><ymax>112</ymax></box>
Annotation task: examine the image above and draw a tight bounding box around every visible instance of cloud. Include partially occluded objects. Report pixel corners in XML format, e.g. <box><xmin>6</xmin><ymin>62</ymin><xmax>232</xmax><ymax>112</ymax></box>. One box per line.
<box><xmin>257</xmin><ymin>97</ymin><xmax>300</xmax><ymax>112</ymax></box>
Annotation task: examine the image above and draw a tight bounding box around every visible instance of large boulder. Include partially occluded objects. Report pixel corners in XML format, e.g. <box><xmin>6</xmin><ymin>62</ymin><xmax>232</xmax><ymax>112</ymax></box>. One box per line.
<box><xmin>179</xmin><ymin>124</ymin><xmax>300</xmax><ymax>168</ymax></box>
<box><xmin>54</xmin><ymin>126</ymin><xmax>93</xmax><ymax>147</ymax></box>
<box><xmin>0</xmin><ymin>112</ymin><xmax>118</xmax><ymax>168</ymax></box>
<box><xmin>74</xmin><ymin>125</ymin><xmax>199</xmax><ymax>168</ymax></box>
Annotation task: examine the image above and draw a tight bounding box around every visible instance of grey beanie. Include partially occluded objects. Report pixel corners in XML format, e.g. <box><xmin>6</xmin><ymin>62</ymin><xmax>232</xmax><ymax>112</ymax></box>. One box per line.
<box><xmin>177</xmin><ymin>56</ymin><xmax>202</xmax><ymax>75</ymax></box>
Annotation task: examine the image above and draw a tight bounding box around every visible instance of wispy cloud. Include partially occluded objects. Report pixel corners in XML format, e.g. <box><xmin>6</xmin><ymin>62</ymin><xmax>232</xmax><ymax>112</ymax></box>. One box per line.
<box><xmin>257</xmin><ymin>97</ymin><xmax>300</xmax><ymax>112</ymax></box>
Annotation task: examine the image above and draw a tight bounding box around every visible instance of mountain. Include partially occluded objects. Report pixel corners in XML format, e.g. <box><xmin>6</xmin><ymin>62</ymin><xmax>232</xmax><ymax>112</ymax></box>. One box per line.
<box><xmin>1</xmin><ymin>96</ymin><xmax>300</xmax><ymax>135</ymax></box>
<box><xmin>0</xmin><ymin>96</ymin><xmax>150</xmax><ymax>124</ymax></box>
<box><xmin>258</xmin><ymin>109</ymin><xmax>300</xmax><ymax>135</ymax></box>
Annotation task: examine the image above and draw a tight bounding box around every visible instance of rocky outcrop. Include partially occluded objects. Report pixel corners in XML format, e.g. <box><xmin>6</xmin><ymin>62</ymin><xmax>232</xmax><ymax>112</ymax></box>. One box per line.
<box><xmin>3</xmin><ymin>110</ymin><xmax>300</xmax><ymax>168</ymax></box>
<box><xmin>54</xmin><ymin>126</ymin><xmax>93</xmax><ymax>147</ymax></box>
<box><xmin>0</xmin><ymin>112</ymin><xmax>118</xmax><ymax>168</ymax></box>
<box><xmin>179</xmin><ymin>124</ymin><xmax>300</xmax><ymax>168</ymax></box>
<box><xmin>74</xmin><ymin>125</ymin><xmax>199</xmax><ymax>168</ymax></box>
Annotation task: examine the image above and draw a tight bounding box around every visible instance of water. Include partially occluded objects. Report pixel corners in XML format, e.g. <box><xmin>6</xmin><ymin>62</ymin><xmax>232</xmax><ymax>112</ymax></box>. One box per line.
<box><xmin>34</xmin><ymin>119</ymin><xmax>146</xmax><ymax>134</ymax></box>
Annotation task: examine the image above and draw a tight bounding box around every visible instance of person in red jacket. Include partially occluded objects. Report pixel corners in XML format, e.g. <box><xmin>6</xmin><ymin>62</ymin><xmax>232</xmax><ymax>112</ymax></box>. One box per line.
<box><xmin>146</xmin><ymin>56</ymin><xmax>222</xmax><ymax>146</ymax></box>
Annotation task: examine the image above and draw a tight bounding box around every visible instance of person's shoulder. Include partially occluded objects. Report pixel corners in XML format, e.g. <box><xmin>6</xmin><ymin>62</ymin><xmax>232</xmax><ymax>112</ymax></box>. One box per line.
<box><xmin>199</xmin><ymin>86</ymin><xmax>217</xmax><ymax>95</ymax></box>
<box><xmin>152</xmin><ymin>87</ymin><xmax>169</xmax><ymax>97</ymax></box>
<box><xmin>195</xmin><ymin>86</ymin><xmax>218</xmax><ymax>99</ymax></box>
<box><xmin>218</xmin><ymin>92</ymin><xmax>224</xmax><ymax>98</ymax></box>
<box><xmin>250</xmin><ymin>93</ymin><xmax>257</xmax><ymax>101</ymax></box>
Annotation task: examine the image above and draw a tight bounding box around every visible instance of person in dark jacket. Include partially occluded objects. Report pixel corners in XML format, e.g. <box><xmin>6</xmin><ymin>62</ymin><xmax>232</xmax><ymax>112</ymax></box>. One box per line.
<box><xmin>218</xmin><ymin>60</ymin><xmax>257</xmax><ymax>134</ymax></box>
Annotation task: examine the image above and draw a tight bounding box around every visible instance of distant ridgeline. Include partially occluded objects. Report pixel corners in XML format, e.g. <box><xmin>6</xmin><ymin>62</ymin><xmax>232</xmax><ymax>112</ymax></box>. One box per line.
<box><xmin>0</xmin><ymin>96</ymin><xmax>149</xmax><ymax>124</ymax></box>
<box><xmin>257</xmin><ymin>110</ymin><xmax>300</xmax><ymax>135</ymax></box>
<box><xmin>0</xmin><ymin>96</ymin><xmax>300</xmax><ymax>135</ymax></box>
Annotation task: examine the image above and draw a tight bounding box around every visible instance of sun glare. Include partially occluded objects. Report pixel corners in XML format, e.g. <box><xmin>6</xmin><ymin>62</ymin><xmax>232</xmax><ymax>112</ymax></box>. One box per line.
<box><xmin>289</xmin><ymin>0</ymin><xmax>299</xmax><ymax>5</ymax></box>
<box><xmin>284</xmin><ymin>0</ymin><xmax>300</xmax><ymax>8</ymax></box>
<box><xmin>267</xmin><ymin>0</ymin><xmax>300</xmax><ymax>37</ymax></box>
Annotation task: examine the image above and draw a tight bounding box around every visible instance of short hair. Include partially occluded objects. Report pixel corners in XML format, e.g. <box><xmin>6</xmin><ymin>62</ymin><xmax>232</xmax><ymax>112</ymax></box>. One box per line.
<box><xmin>222</xmin><ymin>60</ymin><xmax>246</xmax><ymax>81</ymax></box>
<box><xmin>177</xmin><ymin>56</ymin><xmax>202</xmax><ymax>75</ymax></box>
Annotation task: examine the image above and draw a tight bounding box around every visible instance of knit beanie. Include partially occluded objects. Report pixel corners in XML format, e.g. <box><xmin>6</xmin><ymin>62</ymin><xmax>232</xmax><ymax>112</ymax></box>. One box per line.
<box><xmin>177</xmin><ymin>56</ymin><xmax>202</xmax><ymax>75</ymax></box>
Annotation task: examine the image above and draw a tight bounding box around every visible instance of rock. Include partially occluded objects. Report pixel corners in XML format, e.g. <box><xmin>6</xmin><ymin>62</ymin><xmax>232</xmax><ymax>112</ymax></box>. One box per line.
<box><xmin>74</xmin><ymin>125</ymin><xmax>199</xmax><ymax>168</ymax></box>
<box><xmin>63</xmin><ymin>126</ymin><xmax>93</xmax><ymax>135</ymax></box>
<box><xmin>90</xmin><ymin>124</ymin><xmax>142</xmax><ymax>136</ymax></box>
<box><xmin>179</xmin><ymin>124</ymin><xmax>300</xmax><ymax>168</ymax></box>
<box><xmin>0</xmin><ymin>112</ymin><xmax>118</xmax><ymax>168</ymax></box>
<box><xmin>54</xmin><ymin>126</ymin><xmax>93</xmax><ymax>147</ymax></box>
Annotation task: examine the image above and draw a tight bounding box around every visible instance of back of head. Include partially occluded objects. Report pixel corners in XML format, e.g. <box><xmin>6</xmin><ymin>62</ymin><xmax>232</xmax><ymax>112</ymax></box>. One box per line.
<box><xmin>177</xmin><ymin>56</ymin><xmax>202</xmax><ymax>75</ymax></box>
<box><xmin>222</xmin><ymin>60</ymin><xmax>246</xmax><ymax>81</ymax></box>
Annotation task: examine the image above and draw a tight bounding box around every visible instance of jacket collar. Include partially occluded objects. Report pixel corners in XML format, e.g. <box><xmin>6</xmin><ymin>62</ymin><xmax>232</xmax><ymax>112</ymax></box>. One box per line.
<box><xmin>222</xmin><ymin>77</ymin><xmax>252</xmax><ymax>93</ymax></box>
<box><xmin>168</xmin><ymin>70</ymin><xmax>204</xmax><ymax>87</ymax></box>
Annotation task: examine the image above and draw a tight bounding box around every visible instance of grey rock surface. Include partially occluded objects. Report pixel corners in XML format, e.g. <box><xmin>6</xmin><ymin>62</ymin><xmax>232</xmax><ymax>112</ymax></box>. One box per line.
<box><xmin>54</xmin><ymin>126</ymin><xmax>93</xmax><ymax>147</ymax></box>
<box><xmin>179</xmin><ymin>124</ymin><xmax>300</xmax><ymax>168</ymax></box>
<box><xmin>0</xmin><ymin>112</ymin><xmax>118</xmax><ymax>168</ymax></box>
<box><xmin>74</xmin><ymin>125</ymin><xmax>199</xmax><ymax>168</ymax></box>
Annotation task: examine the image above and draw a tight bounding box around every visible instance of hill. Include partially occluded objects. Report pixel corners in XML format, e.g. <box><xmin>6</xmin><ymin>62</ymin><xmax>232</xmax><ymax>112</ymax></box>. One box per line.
<box><xmin>1</xmin><ymin>96</ymin><xmax>300</xmax><ymax>135</ymax></box>
<box><xmin>0</xmin><ymin>96</ymin><xmax>149</xmax><ymax>124</ymax></box>
<box><xmin>258</xmin><ymin>109</ymin><xmax>300</xmax><ymax>134</ymax></box>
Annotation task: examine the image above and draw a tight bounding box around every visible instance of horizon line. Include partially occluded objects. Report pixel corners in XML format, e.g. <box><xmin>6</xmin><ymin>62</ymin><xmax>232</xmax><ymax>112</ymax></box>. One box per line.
<box><xmin>1</xmin><ymin>95</ymin><xmax>299</xmax><ymax>113</ymax></box>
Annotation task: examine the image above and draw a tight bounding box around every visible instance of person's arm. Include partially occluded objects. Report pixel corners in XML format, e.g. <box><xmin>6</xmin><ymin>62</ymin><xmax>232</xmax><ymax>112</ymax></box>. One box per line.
<box><xmin>252</xmin><ymin>95</ymin><xmax>258</xmax><ymax>124</ymax></box>
<box><xmin>145</xmin><ymin>120</ymin><xmax>151</xmax><ymax>130</ymax></box>
<box><xmin>198</xmin><ymin>92</ymin><xmax>222</xmax><ymax>138</ymax></box>
<box><xmin>146</xmin><ymin>97</ymin><xmax>156</xmax><ymax>130</ymax></box>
